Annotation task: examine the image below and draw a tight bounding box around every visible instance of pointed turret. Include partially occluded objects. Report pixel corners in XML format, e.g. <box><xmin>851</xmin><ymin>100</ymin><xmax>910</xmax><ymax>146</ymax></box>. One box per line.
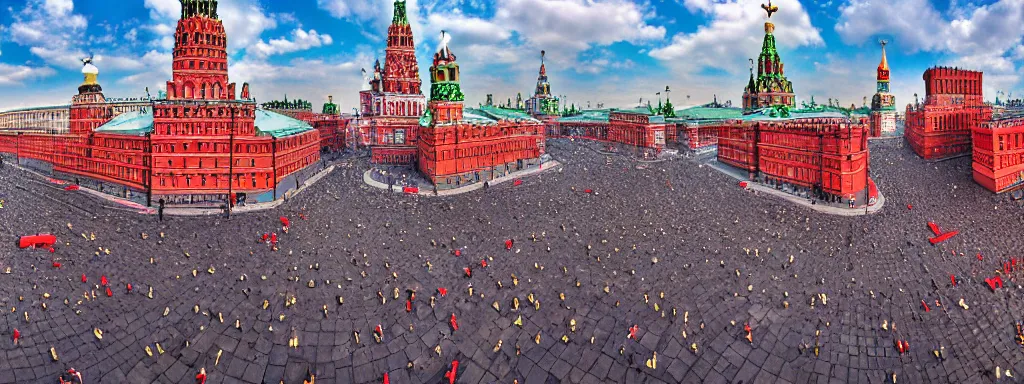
<box><xmin>383</xmin><ymin>0</ymin><xmax>421</xmax><ymax>95</ymax></box>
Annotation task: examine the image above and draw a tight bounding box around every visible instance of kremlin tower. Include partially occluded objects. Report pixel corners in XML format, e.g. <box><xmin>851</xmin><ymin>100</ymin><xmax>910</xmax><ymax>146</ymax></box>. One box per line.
<box><xmin>416</xmin><ymin>32</ymin><xmax>545</xmax><ymax>189</ymax></box>
<box><xmin>425</xmin><ymin>31</ymin><xmax>464</xmax><ymax>124</ymax></box>
<box><xmin>525</xmin><ymin>51</ymin><xmax>561</xmax><ymax>116</ymax></box>
<box><xmin>742</xmin><ymin>0</ymin><xmax>796</xmax><ymax>112</ymax></box>
<box><xmin>166</xmin><ymin>0</ymin><xmax>233</xmax><ymax>100</ymax></box>
<box><xmin>869</xmin><ymin>40</ymin><xmax>897</xmax><ymax>137</ymax></box>
<box><xmin>70</xmin><ymin>57</ymin><xmax>110</xmax><ymax>135</ymax></box>
<box><xmin>360</xmin><ymin>0</ymin><xmax>427</xmax><ymax>164</ymax></box>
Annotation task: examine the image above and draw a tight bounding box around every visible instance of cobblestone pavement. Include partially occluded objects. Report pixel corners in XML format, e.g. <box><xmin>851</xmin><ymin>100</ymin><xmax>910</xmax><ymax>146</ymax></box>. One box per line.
<box><xmin>1</xmin><ymin>139</ymin><xmax>1023</xmax><ymax>384</ymax></box>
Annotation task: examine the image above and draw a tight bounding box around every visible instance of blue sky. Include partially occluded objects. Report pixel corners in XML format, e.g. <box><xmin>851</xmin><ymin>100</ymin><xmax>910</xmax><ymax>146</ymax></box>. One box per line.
<box><xmin>0</xmin><ymin>0</ymin><xmax>1021</xmax><ymax>112</ymax></box>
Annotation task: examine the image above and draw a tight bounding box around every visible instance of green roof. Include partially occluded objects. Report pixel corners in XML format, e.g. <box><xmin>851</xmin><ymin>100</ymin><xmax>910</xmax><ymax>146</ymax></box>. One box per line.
<box><xmin>254</xmin><ymin>109</ymin><xmax>315</xmax><ymax>138</ymax></box>
<box><xmin>475</xmin><ymin>106</ymin><xmax>540</xmax><ymax>122</ymax></box>
<box><xmin>556</xmin><ymin>109</ymin><xmax>610</xmax><ymax>124</ymax></box>
<box><xmin>742</xmin><ymin>108</ymin><xmax>848</xmax><ymax>122</ymax></box>
<box><xmin>669</xmin><ymin>106</ymin><xmax>744</xmax><ymax>121</ymax></box>
<box><xmin>94</xmin><ymin>108</ymin><xmax>154</xmax><ymax>136</ymax></box>
<box><xmin>94</xmin><ymin>107</ymin><xmax>314</xmax><ymax>138</ymax></box>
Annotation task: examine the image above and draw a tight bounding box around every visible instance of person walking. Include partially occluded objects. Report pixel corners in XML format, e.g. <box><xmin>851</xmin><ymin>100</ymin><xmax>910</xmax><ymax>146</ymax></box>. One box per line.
<box><xmin>158</xmin><ymin>199</ymin><xmax>165</xmax><ymax>222</ymax></box>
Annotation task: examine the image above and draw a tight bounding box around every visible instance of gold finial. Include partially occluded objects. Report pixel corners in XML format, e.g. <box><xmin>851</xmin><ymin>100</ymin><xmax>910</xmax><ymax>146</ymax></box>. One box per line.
<box><xmin>761</xmin><ymin>0</ymin><xmax>779</xmax><ymax>18</ymax></box>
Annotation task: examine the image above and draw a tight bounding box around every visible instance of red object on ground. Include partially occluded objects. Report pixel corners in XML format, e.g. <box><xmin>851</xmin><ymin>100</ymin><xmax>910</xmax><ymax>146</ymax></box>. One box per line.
<box><xmin>279</xmin><ymin>217</ymin><xmax>290</xmax><ymax>228</ymax></box>
<box><xmin>907</xmin><ymin>204</ymin><xmax>912</xmax><ymax>210</ymax></box>
<box><xmin>950</xmin><ymin>275</ymin><xmax>957</xmax><ymax>287</ymax></box>
<box><xmin>505</xmin><ymin>239</ymin><xmax>513</xmax><ymax>250</ymax></box>
<box><xmin>406</xmin><ymin>300</ymin><xmax>411</xmax><ymax>312</ymax></box>
<box><xmin>444</xmin><ymin>360</ymin><xmax>459</xmax><ymax>384</ymax></box>
<box><xmin>374</xmin><ymin>324</ymin><xmax>383</xmax><ymax>339</ymax></box>
<box><xmin>403</xmin><ymin>186</ymin><xmax>419</xmax><ymax>194</ymax></box>
<box><xmin>921</xmin><ymin>300</ymin><xmax>930</xmax><ymax>312</ymax></box>
<box><xmin>63</xmin><ymin>185</ymin><xmax>79</xmax><ymax>191</ymax></box>
<box><xmin>52</xmin><ymin>262</ymin><xmax>61</xmax><ymax>268</ymax></box>
<box><xmin>985</xmin><ymin>275</ymin><xmax>1004</xmax><ymax>291</ymax></box>
<box><xmin>196</xmin><ymin>371</ymin><xmax>207</xmax><ymax>384</ymax></box>
<box><xmin>895</xmin><ymin>339</ymin><xmax>906</xmax><ymax>354</ymax></box>
<box><xmin>927</xmin><ymin>222</ymin><xmax>942</xmax><ymax>236</ymax></box>
<box><xmin>271</xmin><ymin>233</ymin><xmax>278</xmax><ymax>244</ymax></box>
<box><xmin>463</xmin><ymin>267</ymin><xmax>471</xmax><ymax>277</ymax></box>
<box><xmin>17</xmin><ymin>234</ymin><xmax>56</xmax><ymax>249</ymax></box>
<box><xmin>584</xmin><ymin>189</ymin><xmax>593</xmax><ymax>194</ymax></box>
<box><xmin>977</xmin><ymin>253</ymin><xmax>984</xmax><ymax>261</ymax></box>
<box><xmin>100</xmin><ymin>276</ymin><xmax>108</xmax><ymax>286</ymax></box>
<box><xmin>480</xmin><ymin>259</ymin><xmax>487</xmax><ymax>268</ymax></box>
<box><xmin>105</xmin><ymin>287</ymin><xmax>112</xmax><ymax>297</ymax></box>
<box><xmin>12</xmin><ymin>329</ymin><xmax>19</xmax><ymax>344</ymax></box>
<box><xmin>261</xmin><ymin>233</ymin><xmax>269</xmax><ymax>242</ymax></box>
<box><xmin>739</xmin><ymin>181</ymin><xmax>749</xmax><ymax>188</ymax></box>
<box><xmin>382</xmin><ymin>373</ymin><xmax>389</xmax><ymax>384</ymax></box>
<box><xmin>81</xmin><ymin>274</ymin><xmax>87</xmax><ymax>283</ymax></box>
<box><xmin>453</xmin><ymin>249</ymin><xmax>461</xmax><ymax>257</ymax></box>
<box><xmin>450</xmin><ymin>313</ymin><xmax>459</xmax><ymax>331</ymax></box>
<box><xmin>929</xmin><ymin>230</ymin><xmax>958</xmax><ymax>245</ymax></box>
<box><xmin>438</xmin><ymin>288</ymin><xmax>448</xmax><ymax>297</ymax></box>
<box><xmin>628</xmin><ymin>325</ymin><xmax>638</xmax><ymax>340</ymax></box>
<box><xmin>513</xmin><ymin>179</ymin><xmax>523</xmax><ymax>186</ymax></box>
<box><xmin>126</xmin><ymin>283</ymin><xmax>133</xmax><ymax>293</ymax></box>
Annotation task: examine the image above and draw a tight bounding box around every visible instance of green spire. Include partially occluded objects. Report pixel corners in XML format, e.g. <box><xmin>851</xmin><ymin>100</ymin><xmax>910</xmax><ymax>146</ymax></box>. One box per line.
<box><xmin>393</xmin><ymin>0</ymin><xmax>409</xmax><ymax>25</ymax></box>
<box><xmin>663</xmin><ymin>98</ymin><xmax>675</xmax><ymax>118</ymax></box>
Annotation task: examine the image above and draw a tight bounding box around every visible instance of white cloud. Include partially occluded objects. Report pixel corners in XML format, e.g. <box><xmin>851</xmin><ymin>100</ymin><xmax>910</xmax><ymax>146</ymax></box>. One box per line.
<box><xmin>0</xmin><ymin>62</ymin><xmax>56</xmax><ymax>85</ymax></box>
<box><xmin>125</xmin><ymin>28</ymin><xmax>138</xmax><ymax>43</ymax></box>
<box><xmin>3</xmin><ymin>0</ymin><xmax>88</xmax><ymax>70</ymax></box>
<box><xmin>250</xmin><ymin>28</ymin><xmax>333</xmax><ymax>58</ymax></box>
<box><xmin>836</xmin><ymin>0</ymin><xmax>1023</xmax><ymax>98</ymax></box>
<box><xmin>650</xmin><ymin>0</ymin><xmax>823</xmax><ymax>74</ymax></box>
<box><xmin>317</xmin><ymin>0</ymin><xmax>384</xmax><ymax>21</ymax></box>
<box><xmin>493</xmin><ymin>0</ymin><xmax>666</xmax><ymax>54</ymax></box>
<box><xmin>143</xmin><ymin>0</ymin><xmax>278</xmax><ymax>54</ymax></box>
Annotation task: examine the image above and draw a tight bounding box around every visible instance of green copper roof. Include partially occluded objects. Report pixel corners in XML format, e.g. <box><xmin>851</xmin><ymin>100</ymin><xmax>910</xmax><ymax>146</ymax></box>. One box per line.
<box><xmin>670</xmin><ymin>106</ymin><xmax>744</xmax><ymax>121</ymax></box>
<box><xmin>475</xmin><ymin>105</ymin><xmax>540</xmax><ymax>122</ymax></box>
<box><xmin>254</xmin><ymin>109</ymin><xmax>315</xmax><ymax>138</ymax></box>
<box><xmin>392</xmin><ymin>0</ymin><xmax>409</xmax><ymax>25</ymax></box>
<box><xmin>94</xmin><ymin>107</ymin><xmax>314</xmax><ymax>138</ymax></box>
<box><xmin>557</xmin><ymin>109</ymin><xmax>610</xmax><ymax>124</ymax></box>
<box><xmin>94</xmin><ymin>108</ymin><xmax>154</xmax><ymax>136</ymax></box>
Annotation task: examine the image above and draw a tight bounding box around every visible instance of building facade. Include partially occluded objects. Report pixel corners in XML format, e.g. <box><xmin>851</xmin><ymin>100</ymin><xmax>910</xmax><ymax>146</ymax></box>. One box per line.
<box><xmin>718</xmin><ymin>111</ymin><xmax>872</xmax><ymax>202</ymax></box>
<box><xmin>869</xmin><ymin>42</ymin><xmax>897</xmax><ymax>137</ymax></box>
<box><xmin>972</xmin><ymin>115</ymin><xmax>1024</xmax><ymax>193</ymax></box>
<box><xmin>905</xmin><ymin>67</ymin><xmax>991</xmax><ymax>160</ymax></box>
<box><xmin>360</xmin><ymin>0</ymin><xmax>426</xmax><ymax>164</ymax></box>
<box><xmin>416</xmin><ymin>33</ymin><xmax>546</xmax><ymax>189</ymax></box>
<box><xmin>742</xmin><ymin>2</ymin><xmax>796</xmax><ymax>112</ymax></box>
<box><xmin>0</xmin><ymin>0</ymin><xmax>322</xmax><ymax>206</ymax></box>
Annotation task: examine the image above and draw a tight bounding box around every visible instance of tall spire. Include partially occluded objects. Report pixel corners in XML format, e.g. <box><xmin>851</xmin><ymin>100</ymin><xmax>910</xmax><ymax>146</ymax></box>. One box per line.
<box><xmin>392</xmin><ymin>0</ymin><xmax>409</xmax><ymax>25</ymax></box>
<box><xmin>742</xmin><ymin>0</ymin><xmax>795</xmax><ymax>112</ymax></box>
<box><xmin>877</xmin><ymin>39</ymin><xmax>890</xmax><ymax>81</ymax></box>
<box><xmin>382</xmin><ymin>0</ymin><xmax>421</xmax><ymax>95</ymax></box>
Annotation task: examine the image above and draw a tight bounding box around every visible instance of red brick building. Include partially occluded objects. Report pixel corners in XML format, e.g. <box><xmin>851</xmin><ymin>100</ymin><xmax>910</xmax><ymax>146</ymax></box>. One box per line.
<box><xmin>905</xmin><ymin>67</ymin><xmax>992</xmax><ymax>160</ymax></box>
<box><xmin>416</xmin><ymin>33</ymin><xmax>546</xmax><ymax>189</ymax></box>
<box><xmin>718</xmin><ymin>111</ymin><xmax>872</xmax><ymax>201</ymax></box>
<box><xmin>0</xmin><ymin>0</ymin><xmax>322</xmax><ymax>206</ymax></box>
<box><xmin>972</xmin><ymin>115</ymin><xmax>1024</xmax><ymax>193</ymax></box>
<box><xmin>548</xmin><ymin>109</ymin><xmax>666</xmax><ymax>157</ymax></box>
<box><xmin>360</xmin><ymin>0</ymin><xmax>426</xmax><ymax>164</ymax></box>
